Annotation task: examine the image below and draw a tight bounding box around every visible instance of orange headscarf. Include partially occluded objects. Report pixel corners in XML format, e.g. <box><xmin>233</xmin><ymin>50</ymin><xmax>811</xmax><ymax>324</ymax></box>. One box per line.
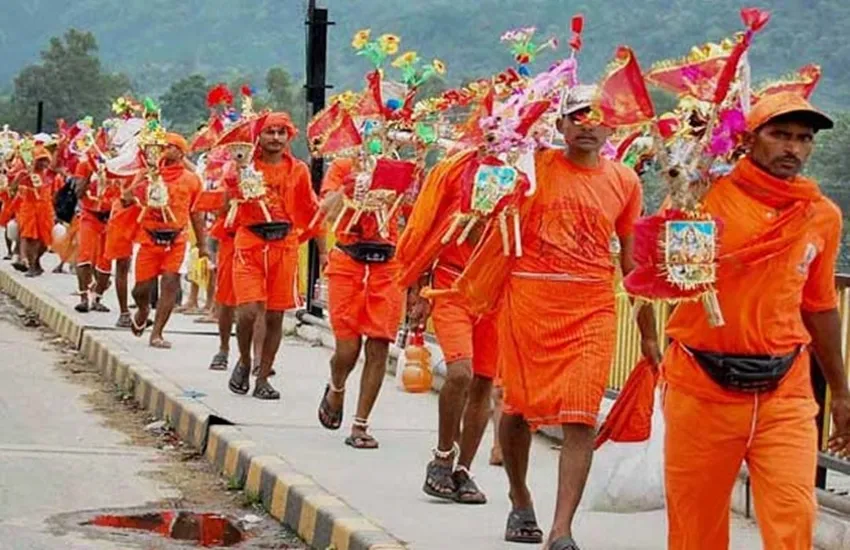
<box><xmin>33</xmin><ymin>145</ymin><xmax>52</xmax><ymax>162</ymax></box>
<box><xmin>261</xmin><ymin>112</ymin><xmax>298</xmax><ymax>138</ymax></box>
<box><xmin>165</xmin><ymin>132</ymin><xmax>189</xmax><ymax>154</ymax></box>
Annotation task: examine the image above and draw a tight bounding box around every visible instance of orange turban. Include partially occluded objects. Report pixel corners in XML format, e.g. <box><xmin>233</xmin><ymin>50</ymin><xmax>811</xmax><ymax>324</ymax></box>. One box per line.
<box><xmin>165</xmin><ymin>132</ymin><xmax>189</xmax><ymax>154</ymax></box>
<box><xmin>261</xmin><ymin>112</ymin><xmax>298</xmax><ymax>138</ymax></box>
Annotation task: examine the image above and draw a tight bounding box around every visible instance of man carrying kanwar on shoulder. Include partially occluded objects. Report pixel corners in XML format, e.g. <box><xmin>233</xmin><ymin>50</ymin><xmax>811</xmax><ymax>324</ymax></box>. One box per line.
<box><xmin>396</xmin><ymin>149</ymin><xmax>496</xmax><ymax>504</ymax></box>
<box><xmin>130</xmin><ymin>131</ymin><xmax>207</xmax><ymax>349</ymax></box>
<box><xmin>454</xmin><ymin>85</ymin><xmax>660</xmax><ymax>549</ymax></box>
<box><xmin>661</xmin><ymin>92</ymin><xmax>850</xmax><ymax>550</ymax></box>
<box><xmin>12</xmin><ymin>144</ymin><xmax>58</xmax><ymax>277</ymax></box>
<box><xmin>223</xmin><ymin>112</ymin><xmax>332</xmax><ymax>400</ymax></box>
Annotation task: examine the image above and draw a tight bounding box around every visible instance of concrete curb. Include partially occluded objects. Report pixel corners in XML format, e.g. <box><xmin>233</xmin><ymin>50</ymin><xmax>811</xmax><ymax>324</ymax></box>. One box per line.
<box><xmin>0</xmin><ymin>270</ymin><xmax>406</xmax><ymax>550</ymax></box>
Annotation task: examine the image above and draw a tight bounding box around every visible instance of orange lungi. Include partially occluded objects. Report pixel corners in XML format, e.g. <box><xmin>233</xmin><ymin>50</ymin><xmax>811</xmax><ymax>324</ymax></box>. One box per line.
<box><xmin>325</xmin><ymin>248</ymin><xmax>405</xmax><ymax>341</ymax></box>
<box><xmin>499</xmin><ymin>278</ymin><xmax>616</xmax><ymax>428</ymax></box>
<box><xmin>214</xmin><ymin>236</ymin><xmax>236</xmax><ymax>307</ymax></box>
<box><xmin>233</xmin><ymin>240</ymin><xmax>300</xmax><ymax>312</ymax></box>
<box><xmin>53</xmin><ymin>215</ymin><xmax>80</xmax><ymax>263</ymax></box>
<box><xmin>77</xmin><ymin>210</ymin><xmax>112</xmax><ymax>273</ymax></box>
<box><xmin>663</xmin><ymin>349</ymin><xmax>818</xmax><ymax>550</ymax></box>
<box><xmin>105</xmin><ymin>204</ymin><xmax>139</xmax><ymax>262</ymax></box>
<box><xmin>17</xmin><ymin>198</ymin><xmax>54</xmax><ymax>246</ymax></box>
<box><xmin>431</xmin><ymin>264</ymin><xmax>497</xmax><ymax>379</ymax></box>
<box><xmin>135</xmin><ymin>240</ymin><xmax>186</xmax><ymax>283</ymax></box>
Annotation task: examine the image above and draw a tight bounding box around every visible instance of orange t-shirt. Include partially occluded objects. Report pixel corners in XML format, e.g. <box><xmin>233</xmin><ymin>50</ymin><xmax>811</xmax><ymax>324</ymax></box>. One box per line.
<box><xmin>18</xmin><ymin>169</ymin><xmax>56</xmax><ymax>203</ymax></box>
<box><xmin>75</xmin><ymin>160</ymin><xmax>119</xmax><ymax>213</ymax></box>
<box><xmin>135</xmin><ymin>163</ymin><xmax>202</xmax><ymax>245</ymax></box>
<box><xmin>233</xmin><ymin>155</ymin><xmax>319</xmax><ymax>249</ymax></box>
<box><xmin>663</xmin><ymin>160</ymin><xmax>841</xmax><ymax>402</ymax></box>
<box><xmin>320</xmin><ymin>158</ymin><xmax>399</xmax><ymax>246</ymax></box>
<box><xmin>514</xmin><ymin>149</ymin><xmax>642</xmax><ymax>280</ymax></box>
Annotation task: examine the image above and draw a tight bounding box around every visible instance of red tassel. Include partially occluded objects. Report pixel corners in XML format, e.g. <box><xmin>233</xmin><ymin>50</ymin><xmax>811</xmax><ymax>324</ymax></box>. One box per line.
<box><xmin>571</xmin><ymin>14</ymin><xmax>584</xmax><ymax>34</ymax></box>
<box><xmin>206</xmin><ymin>84</ymin><xmax>233</xmax><ymax>108</ymax></box>
<box><xmin>569</xmin><ymin>35</ymin><xmax>583</xmax><ymax>52</ymax></box>
<box><xmin>741</xmin><ymin>7</ymin><xmax>770</xmax><ymax>32</ymax></box>
<box><xmin>241</xmin><ymin>85</ymin><xmax>252</xmax><ymax>97</ymax></box>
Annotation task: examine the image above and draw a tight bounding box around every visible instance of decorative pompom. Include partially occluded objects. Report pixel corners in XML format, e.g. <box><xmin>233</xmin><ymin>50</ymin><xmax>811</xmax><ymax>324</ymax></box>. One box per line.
<box><xmin>571</xmin><ymin>14</ymin><xmax>584</xmax><ymax>34</ymax></box>
<box><xmin>241</xmin><ymin>85</ymin><xmax>253</xmax><ymax>97</ymax></box>
<box><xmin>206</xmin><ymin>84</ymin><xmax>234</xmax><ymax>108</ymax></box>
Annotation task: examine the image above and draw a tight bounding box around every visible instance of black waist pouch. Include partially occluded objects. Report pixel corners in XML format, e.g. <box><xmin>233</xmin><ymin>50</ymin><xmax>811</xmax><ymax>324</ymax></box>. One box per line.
<box><xmin>337</xmin><ymin>242</ymin><xmax>396</xmax><ymax>264</ymax></box>
<box><xmin>146</xmin><ymin>229</ymin><xmax>181</xmax><ymax>246</ymax></box>
<box><xmin>686</xmin><ymin>346</ymin><xmax>801</xmax><ymax>393</ymax></box>
<box><xmin>90</xmin><ymin>210</ymin><xmax>111</xmax><ymax>224</ymax></box>
<box><xmin>248</xmin><ymin>221</ymin><xmax>291</xmax><ymax>241</ymax></box>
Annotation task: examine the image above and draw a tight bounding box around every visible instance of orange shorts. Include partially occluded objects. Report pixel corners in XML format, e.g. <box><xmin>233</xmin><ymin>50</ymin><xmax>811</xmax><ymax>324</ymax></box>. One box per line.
<box><xmin>214</xmin><ymin>237</ymin><xmax>236</xmax><ymax>307</ymax></box>
<box><xmin>135</xmin><ymin>241</ymin><xmax>186</xmax><ymax>283</ymax></box>
<box><xmin>233</xmin><ymin>242</ymin><xmax>300</xmax><ymax>312</ymax></box>
<box><xmin>18</xmin><ymin>199</ymin><xmax>53</xmax><ymax>246</ymax></box>
<box><xmin>105</xmin><ymin>205</ymin><xmax>139</xmax><ymax>262</ymax></box>
<box><xmin>432</xmin><ymin>268</ymin><xmax>498</xmax><ymax>379</ymax></box>
<box><xmin>77</xmin><ymin>210</ymin><xmax>112</xmax><ymax>273</ymax></box>
<box><xmin>325</xmin><ymin>248</ymin><xmax>405</xmax><ymax>341</ymax></box>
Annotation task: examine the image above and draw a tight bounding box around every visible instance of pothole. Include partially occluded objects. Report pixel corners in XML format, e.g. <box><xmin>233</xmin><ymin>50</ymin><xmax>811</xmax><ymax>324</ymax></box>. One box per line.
<box><xmin>82</xmin><ymin>510</ymin><xmax>246</xmax><ymax>547</ymax></box>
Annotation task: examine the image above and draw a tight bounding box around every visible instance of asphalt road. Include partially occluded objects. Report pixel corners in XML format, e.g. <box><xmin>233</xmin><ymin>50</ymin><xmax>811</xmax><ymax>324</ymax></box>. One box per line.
<box><xmin>0</xmin><ymin>293</ymin><xmax>179</xmax><ymax>549</ymax></box>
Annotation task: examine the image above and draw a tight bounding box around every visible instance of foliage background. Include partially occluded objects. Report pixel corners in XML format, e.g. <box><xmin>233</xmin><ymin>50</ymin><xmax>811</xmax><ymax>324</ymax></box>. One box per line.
<box><xmin>2</xmin><ymin>0</ymin><xmax>850</xmax><ymax>266</ymax></box>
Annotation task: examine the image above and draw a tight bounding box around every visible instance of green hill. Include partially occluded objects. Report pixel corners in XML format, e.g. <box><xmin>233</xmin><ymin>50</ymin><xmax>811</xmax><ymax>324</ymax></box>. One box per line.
<box><xmin>2</xmin><ymin>0</ymin><xmax>849</xmax><ymax>108</ymax></box>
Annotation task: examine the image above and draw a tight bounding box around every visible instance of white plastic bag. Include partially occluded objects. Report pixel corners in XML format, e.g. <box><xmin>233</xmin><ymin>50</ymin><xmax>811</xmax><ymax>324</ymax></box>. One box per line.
<box><xmin>581</xmin><ymin>390</ymin><xmax>666</xmax><ymax>513</ymax></box>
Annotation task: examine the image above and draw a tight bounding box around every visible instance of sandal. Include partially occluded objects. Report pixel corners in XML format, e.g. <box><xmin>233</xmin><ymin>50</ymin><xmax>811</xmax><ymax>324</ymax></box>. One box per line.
<box><xmin>345</xmin><ymin>418</ymin><xmax>379</xmax><ymax>449</ymax></box>
<box><xmin>11</xmin><ymin>260</ymin><xmax>27</xmax><ymax>272</ymax></box>
<box><xmin>422</xmin><ymin>444</ymin><xmax>459</xmax><ymax>500</ymax></box>
<box><xmin>452</xmin><ymin>467</ymin><xmax>487</xmax><ymax>505</ymax></box>
<box><xmin>228</xmin><ymin>363</ymin><xmax>250</xmax><ymax>395</ymax></box>
<box><xmin>131</xmin><ymin>312</ymin><xmax>148</xmax><ymax>338</ymax></box>
<box><xmin>549</xmin><ymin>536</ymin><xmax>581</xmax><ymax>550</ymax></box>
<box><xmin>253</xmin><ymin>378</ymin><xmax>280</xmax><ymax>400</ymax></box>
<box><xmin>318</xmin><ymin>383</ymin><xmax>344</xmax><ymax>430</ymax></box>
<box><xmin>505</xmin><ymin>508</ymin><xmax>543</xmax><ymax>544</ymax></box>
<box><xmin>116</xmin><ymin>312</ymin><xmax>132</xmax><ymax>329</ymax></box>
<box><xmin>150</xmin><ymin>337</ymin><xmax>173</xmax><ymax>349</ymax></box>
<box><xmin>74</xmin><ymin>300</ymin><xmax>90</xmax><ymax>313</ymax></box>
<box><xmin>209</xmin><ymin>351</ymin><xmax>229</xmax><ymax>371</ymax></box>
<box><xmin>92</xmin><ymin>299</ymin><xmax>110</xmax><ymax>313</ymax></box>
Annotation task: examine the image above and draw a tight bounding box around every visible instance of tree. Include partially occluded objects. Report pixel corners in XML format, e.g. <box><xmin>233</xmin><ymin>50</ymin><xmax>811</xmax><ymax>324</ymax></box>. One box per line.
<box><xmin>266</xmin><ymin>67</ymin><xmax>297</xmax><ymax>113</ymax></box>
<box><xmin>159</xmin><ymin>74</ymin><xmax>209</xmax><ymax>136</ymax></box>
<box><xmin>9</xmin><ymin>29</ymin><xmax>131</xmax><ymax>132</ymax></box>
<box><xmin>808</xmin><ymin>111</ymin><xmax>850</xmax><ymax>186</ymax></box>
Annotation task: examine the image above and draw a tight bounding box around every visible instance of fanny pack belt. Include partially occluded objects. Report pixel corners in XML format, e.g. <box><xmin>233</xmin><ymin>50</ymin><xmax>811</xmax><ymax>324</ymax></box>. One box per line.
<box><xmin>146</xmin><ymin>229</ymin><xmax>181</xmax><ymax>246</ymax></box>
<box><xmin>248</xmin><ymin>221</ymin><xmax>291</xmax><ymax>241</ymax></box>
<box><xmin>685</xmin><ymin>345</ymin><xmax>801</xmax><ymax>393</ymax></box>
<box><xmin>337</xmin><ymin>242</ymin><xmax>396</xmax><ymax>264</ymax></box>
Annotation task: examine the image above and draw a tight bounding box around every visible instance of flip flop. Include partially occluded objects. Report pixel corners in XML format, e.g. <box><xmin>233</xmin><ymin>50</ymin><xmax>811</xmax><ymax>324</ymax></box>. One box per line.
<box><xmin>505</xmin><ymin>508</ymin><xmax>544</xmax><ymax>544</ymax></box>
<box><xmin>318</xmin><ymin>384</ymin><xmax>344</xmax><ymax>430</ymax></box>
<box><xmin>452</xmin><ymin>468</ymin><xmax>487</xmax><ymax>505</ymax></box>
<box><xmin>253</xmin><ymin>379</ymin><xmax>280</xmax><ymax>400</ymax></box>
<box><xmin>209</xmin><ymin>351</ymin><xmax>229</xmax><ymax>371</ymax></box>
<box><xmin>150</xmin><ymin>337</ymin><xmax>172</xmax><ymax>349</ymax></box>
<box><xmin>228</xmin><ymin>363</ymin><xmax>250</xmax><ymax>395</ymax></box>
<box><xmin>131</xmin><ymin>312</ymin><xmax>148</xmax><ymax>338</ymax></box>
<box><xmin>549</xmin><ymin>536</ymin><xmax>581</xmax><ymax>550</ymax></box>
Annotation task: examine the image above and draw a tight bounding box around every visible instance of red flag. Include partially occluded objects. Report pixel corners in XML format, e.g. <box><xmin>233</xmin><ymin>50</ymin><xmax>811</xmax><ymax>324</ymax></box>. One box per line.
<box><xmin>594</xmin><ymin>359</ymin><xmax>658</xmax><ymax>449</ymax></box>
<box><xmin>593</xmin><ymin>46</ymin><xmax>655</xmax><ymax>127</ymax></box>
<box><xmin>754</xmin><ymin>64</ymin><xmax>821</xmax><ymax>103</ymax></box>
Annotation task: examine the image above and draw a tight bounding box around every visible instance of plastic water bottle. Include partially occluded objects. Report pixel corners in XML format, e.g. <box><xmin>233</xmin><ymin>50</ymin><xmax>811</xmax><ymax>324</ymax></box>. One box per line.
<box><xmin>401</xmin><ymin>330</ymin><xmax>432</xmax><ymax>393</ymax></box>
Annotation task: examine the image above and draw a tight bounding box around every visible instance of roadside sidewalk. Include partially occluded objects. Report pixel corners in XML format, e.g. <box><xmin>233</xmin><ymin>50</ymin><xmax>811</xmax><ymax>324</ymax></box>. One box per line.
<box><xmin>0</xmin><ymin>256</ymin><xmax>767</xmax><ymax>550</ymax></box>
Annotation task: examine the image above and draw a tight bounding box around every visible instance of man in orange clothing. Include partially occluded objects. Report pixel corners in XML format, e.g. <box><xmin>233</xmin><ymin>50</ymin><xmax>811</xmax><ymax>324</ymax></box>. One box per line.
<box><xmin>396</xmin><ymin>150</ymin><xmax>495</xmax><ymax>503</ymax></box>
<box><xmin>315</xmin><ymin>158</ymin><xmax>405</xmax><ymax>449</ymax></box>
<box><xmin>12</xmin><ymin>146</ymin><xmax>57</xmax><ymax>277</ymax></box>
<box><xmin>661</xmin><ymin>92</ymin><xmax>850</xmax><ymax>550</ymax></box>
<box><xmin>225</xmin><ymin>113</ymin><xmax>325</xmax><ymax>400</ymax></box>
<box><xmin>455</xmin><ymin>86</ymin><xmax>659</xmax><ymax>548</ymax></box>
<box><xmin>73</xmin><ymin>156</ymin><xmax>118</xmax><ymax>312</ymax></box>
<box><xmin>105</xmin><ymin>172</ymin><xmax>139</xmax><ymax>328</ymax></box>
<box><xmin>131</xmin><ymin>132</ymin><xmax>206</xmax><ymax>348</ymax></box>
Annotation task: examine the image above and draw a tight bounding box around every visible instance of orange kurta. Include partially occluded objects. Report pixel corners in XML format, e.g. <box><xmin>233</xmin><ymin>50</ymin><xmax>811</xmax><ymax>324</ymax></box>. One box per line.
<box><xmin>662</xmin><ymin>157</ymin><xmax>838</xmax><ymax>550</ymax></box>
<box><xmin>457</xmin><ymin>149</ymin><xmax>642</xmax><ymax>429</ymax></box>
<box><xmin>133</xmin><ymin>163</ymin><xmax>201</xmax><ymax>282</ymax></box>
<box><xmin>396</xmin><ymin>150</ymin><xmax>497</xmax><ymax>377</ymax></box>
<box><xmin>232</xmin><ymin>154</ymin><xmax>319</xmax><ymax>311</ymax></box>
<box><xmin>16</xmin><ymin>170</ymin><xmax>56</xmax><ymax>247</ymax></box>
<box><xmin>322</xmin><ymin>158</ymin><xmax>404</xmax><ymax>341</ymax></box>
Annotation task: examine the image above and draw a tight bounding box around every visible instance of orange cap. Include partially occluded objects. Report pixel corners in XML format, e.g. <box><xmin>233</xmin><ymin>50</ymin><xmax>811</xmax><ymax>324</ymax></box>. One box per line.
<box><xmin>33</xmin><ymin>145</ymin><xmax>52</xmax><ymax>162</ymax></box>
<box><xmin>165</xmin><ymin>132</ymin><xmax>189</xmax><ymax>154</ymax></box>
<box><xmin>746</xmin><ymin>91</ymin><xmax>833</xmax><ymax>132</ymax></box>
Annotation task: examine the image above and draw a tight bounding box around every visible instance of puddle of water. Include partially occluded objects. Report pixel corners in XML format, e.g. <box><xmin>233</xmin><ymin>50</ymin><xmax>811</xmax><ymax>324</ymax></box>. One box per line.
<box><xmin>83</xmin><ymin>511</ymin><xmax>245</xmax><ymax>547</ymax></box>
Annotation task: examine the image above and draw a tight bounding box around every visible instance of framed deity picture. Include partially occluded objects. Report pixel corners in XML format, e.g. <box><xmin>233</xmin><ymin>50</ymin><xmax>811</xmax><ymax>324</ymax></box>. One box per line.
<box><xmin>471</xmin><ymin>164</ymin><xmax>518</xmax><ymax>215</ymax></box>
<box><xmin>664</xmin><ymin>220</ymin><xmax>717</xmax><ymax>288</ymax></box>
